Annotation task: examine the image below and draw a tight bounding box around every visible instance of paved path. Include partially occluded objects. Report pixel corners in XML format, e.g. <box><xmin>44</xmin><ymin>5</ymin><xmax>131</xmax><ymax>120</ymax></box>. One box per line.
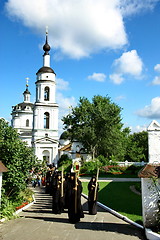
<box><xmin>0</xmin><ymin>186</ymin><xmax>146</xmax><ymax>240</ymax></box>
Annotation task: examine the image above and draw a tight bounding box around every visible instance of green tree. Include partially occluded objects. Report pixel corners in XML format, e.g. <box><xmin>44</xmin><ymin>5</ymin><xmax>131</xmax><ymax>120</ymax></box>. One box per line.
<box><xmin>125</xmin><ymin>131</ymin><xmax>148</xmax><ymax>162</ymax></box>
<box><xmin>0</xmin><ymin>118</ymin><xmax>38</xmax><ymax>198</ymax></box>
<box><xmin>62</xmin><ymin>95</ymin><xmax>127</xmax><ymax>160</ymax></box>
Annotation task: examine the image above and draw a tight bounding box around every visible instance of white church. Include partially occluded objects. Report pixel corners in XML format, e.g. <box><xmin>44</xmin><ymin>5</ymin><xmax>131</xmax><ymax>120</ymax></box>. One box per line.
<box><xmin>11</xmin><ymin>32</ymin><xmax>59</xmax><ymax>166</ymax></box>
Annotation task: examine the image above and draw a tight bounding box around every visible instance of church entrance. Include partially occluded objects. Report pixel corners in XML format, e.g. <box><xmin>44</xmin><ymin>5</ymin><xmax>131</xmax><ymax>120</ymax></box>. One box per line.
<box><xmin>42</xmin><ymin>150</ymin><xmax>50</xmax><ymax>164</ymax></box>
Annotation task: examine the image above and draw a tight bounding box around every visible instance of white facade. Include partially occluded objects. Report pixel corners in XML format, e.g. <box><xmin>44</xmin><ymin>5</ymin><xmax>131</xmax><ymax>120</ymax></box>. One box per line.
<box><xmin>11</xmin><ymin>33</ymin><xmax>59</xmax><ymax>165</ymax></box>
<box><xmin>141</xmin><ymin>120</ymin><xmax>160</xmax><ymax>228</ymax></box>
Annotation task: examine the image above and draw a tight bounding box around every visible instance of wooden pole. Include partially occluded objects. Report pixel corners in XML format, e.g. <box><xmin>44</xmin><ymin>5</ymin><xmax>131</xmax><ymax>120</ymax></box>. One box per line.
<box><xmin>75</xmin><ymin>172</ymin><xmax>78</xmax><ymax>214</ymax></box>
<box><xmin>61</xmin><ymin>166</ymin><xmax>64</xmax><ymax>197</ymax></box>
<box><xmin>94</xmin><ymin>168</ymin><xmax>99</xmax><ymax>201</ymax></box>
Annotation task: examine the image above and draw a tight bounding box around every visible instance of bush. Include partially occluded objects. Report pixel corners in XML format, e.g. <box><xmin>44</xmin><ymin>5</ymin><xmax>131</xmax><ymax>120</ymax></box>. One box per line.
<box><xmin>0</xmin><ymin>197</ymin><xmax>16</xmax><ymax>219</ymax></box>
<box><xmin>96</xmin><ymin>155</ymin><xmax>118</xmax><ymax>167</ymax></box>
<box><xmin>80</xmin><ymin>159</ymin><xmax>101</xmax><ymax>175</ymax></box>
<box><xmin>58</xmin><ymin>154</ymin><xmax>72</xmax><ymax>173</ymax></box>
<box><xmin>0</xmin><ymin>187</ymin><xmax>34</xmax><ymax>220</ymax></box>
<box><xmin>125</xmin><ymin>165</ymin><xmax>142</xmax><ymax>175</ymax></box>
<box><xmin>97</xmin><ymin>155</ymin><xmax>108</xmax><ymax>166</ymax></box>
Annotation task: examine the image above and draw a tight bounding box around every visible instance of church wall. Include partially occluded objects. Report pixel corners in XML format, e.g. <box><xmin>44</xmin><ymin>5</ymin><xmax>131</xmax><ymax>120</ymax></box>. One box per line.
<box><xmin>19</xmin><ymin>136</ymin><xmax>32</xmax><ymax>147</ymax></box>
<box><xmin>37</xmin><ymin>72</ymin><xmax>55</xmax><ymax>81</ymax></box>
<box><xmin>33</xmin><ymin>106</ymin><xmax>58</xmax><ymax>133</ymax></box>
<box><xmin>12</xmin><ymin>112</ymin><xmax>33</xmax><ymax>129</ymax></box>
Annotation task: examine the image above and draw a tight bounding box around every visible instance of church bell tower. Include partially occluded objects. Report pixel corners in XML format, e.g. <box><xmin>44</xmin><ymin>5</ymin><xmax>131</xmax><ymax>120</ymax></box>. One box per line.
<box><xmin>32</xmin><ymin>30</ymin><xmax>59</xmax><ymax>165</ymax></box>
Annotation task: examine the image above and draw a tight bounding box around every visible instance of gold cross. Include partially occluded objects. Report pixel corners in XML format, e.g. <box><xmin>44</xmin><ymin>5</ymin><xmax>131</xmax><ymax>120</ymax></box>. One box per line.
<box><xmin>25</xmin><ymin>77</ymin><xmax>29</xmax><ymax>87</ymax></box>
<box><xmin>46</xmin><ymin>26</ymin><xmax>48</xmax><ymax>35</ymax></box>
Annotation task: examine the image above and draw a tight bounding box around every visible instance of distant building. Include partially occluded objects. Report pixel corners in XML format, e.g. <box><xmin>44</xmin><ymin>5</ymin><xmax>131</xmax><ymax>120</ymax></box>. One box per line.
<box><xmin>59</xmin><ymin>131</ymin><xmax>92</xmax><ymax>162</ymax></box>
<box><xmin>11</xmin><ymin>32</ymin><xmax>59</xmax><ymax>165</ymax></box>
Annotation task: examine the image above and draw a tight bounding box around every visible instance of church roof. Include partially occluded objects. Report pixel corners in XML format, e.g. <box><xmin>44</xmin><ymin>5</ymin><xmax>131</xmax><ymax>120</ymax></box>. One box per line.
<box><xmin>33</xmin><ymin>136</ymin><xmax>59</xmax><ymax>144</ymax></box>
<box><xmin>59</xmin><ymin>143</ymin><xmax>72</xmax><ymax>151</ymax></box>
<box><xmin>23</xmin><ymin>88</ymin><xmax>31</xmax><ymax>95</ymax></box>
<box><xmin>59</xmin><ymin>131</ymin><xmax>70</xmax><ymax>140</ymax></box>
<box><xmin>20</xmin><ymin>131</ymin><xmax>32</xmax><ymax>136</ymax></box>
<box><xmin>36</xmin><ymin>66</ymin><xmax>55</xmax><ymax>75</ymax></box>
<box><xmin>43</xmin><ymin>29</ymin><xmax>51</xmax><ymax>55</ymax></box>
<box><xmin>0</xmin><ymin>161</ymin><xmax>8</xmax><ymax>173</ymax></box>
<box><xmin>12</xmin><ymin>102</ymin><xmax>33</xmax><ymax>111</ymax></box>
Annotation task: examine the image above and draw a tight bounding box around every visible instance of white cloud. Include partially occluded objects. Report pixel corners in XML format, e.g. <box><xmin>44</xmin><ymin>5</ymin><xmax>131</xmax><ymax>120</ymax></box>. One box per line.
<box><xmin>151</xmin><ymin>64</ymin><xmax>160</xmax><ymax>85</ymax></box>
<box><xmin>56</xmin><ymin>78</ymin><xmax>70</xmax><ymax>91</ymax></box>
<box><xmin>109</xmin><ymin>73</ymin><xmax>124</xmax><ymax>84</ymax></box>
<box><xmin>151</xmin><ymin>76</ymin><xmax>160</xmax><ymax>85</ymax></box>
<box><xmin>115</xmin><ymin>95</ymin><xmax>126</xmax><ymax>101</ymax></box>
<box><xmin>114</xmin><ymin>50</ymin><xmax>143</xmax><ymax>76</ymax></box>
<box><xmin>87</xmin><ymin>73</ymin><xmax>106</xmax><ymax>82</ymax></box>
<box><xmin>57</xmin><ymin>92</ymin><xmax>76</xmax><ymax>111</ymax></box>
<box><xmin>136</xmin><ymin>97</ymin><xmax>160</xmax><ymax>119</ymax></box>
<box><xmin>56</xmin><ymin>92</ymin><xmax>77</xmax><ymax>135</ymax></box>
<box><xmin>129</xmin><ymin>125</ymin><xmax>147</xmax><ymax>133</ymax></box>
<box><xmin>154</xmin><ymin>63</ymin><xmax>160</xmax><ymax>72</ymax></box>
<box><xmin>110</xmin><ymin>50</ymin><xmax>143</xmax><ymax>84</ymax></box>
<box><xmin>5</xmin><ymin>0</ymin><xmax>159</xmax><ymax>59</ymax></box>
<box><xmin>5</xmin><ymin>0</ymin><xmax>128</xmax><ymax>59</ymax></box>
<box><xmin>119</xmin><ymin>0</ymin><xmax>159</xmax><ymax>17</ymax></box>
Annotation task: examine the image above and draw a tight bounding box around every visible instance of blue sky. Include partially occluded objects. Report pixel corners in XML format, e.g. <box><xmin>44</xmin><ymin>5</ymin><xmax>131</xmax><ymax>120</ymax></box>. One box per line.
<box><xmin>1</xmin><ymin>0</ymin><xmax>160</xmax><ymax>134</ymax></box>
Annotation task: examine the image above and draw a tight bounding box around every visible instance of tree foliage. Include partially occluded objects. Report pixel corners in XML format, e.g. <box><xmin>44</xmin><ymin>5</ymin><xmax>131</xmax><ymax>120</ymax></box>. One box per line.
<box><xmin>62</xmin><ymin>95</ymin><xmax>128</xmax><ymax>160</ymax></box>
<box><xmin>125</xmin><ymin>131</ymin><xmax>148</xmax><ymax>162</ymax></box>
<box><xmin>0</xmin><ymin>118</ymin><xmax>38</xmax><ymax>198</ymax></box>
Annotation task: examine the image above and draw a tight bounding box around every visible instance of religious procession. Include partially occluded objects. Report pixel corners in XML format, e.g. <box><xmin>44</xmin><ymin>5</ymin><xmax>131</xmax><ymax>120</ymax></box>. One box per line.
<box><xmin>44</xmin><ymin>164</ymin><xmax>99</xmax><ymax>224</ymax></box>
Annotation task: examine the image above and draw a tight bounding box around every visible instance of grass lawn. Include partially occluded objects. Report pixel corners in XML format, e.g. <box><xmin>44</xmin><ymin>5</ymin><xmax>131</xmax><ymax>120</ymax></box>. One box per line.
<box><xmin>82</xmin><ymin>181</ymin><xmax>142</xmax><ymax>224</ymax></box>
<box><xmin>81</xmin><ymin>173</ymin><xmax>140</xmax><ymax>178</ymax></box>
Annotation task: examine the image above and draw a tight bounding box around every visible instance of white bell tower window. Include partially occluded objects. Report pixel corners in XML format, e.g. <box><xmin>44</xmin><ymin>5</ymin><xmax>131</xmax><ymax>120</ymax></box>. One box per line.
<box><xmin>44</xmin><ymin>87</ymin><xmax>50</xmax><ymax>101</ymax></box>
<box><xmin>44</xmin><ymin>112</ymin><xmax>49</xmax><ymax>129</ymax></box>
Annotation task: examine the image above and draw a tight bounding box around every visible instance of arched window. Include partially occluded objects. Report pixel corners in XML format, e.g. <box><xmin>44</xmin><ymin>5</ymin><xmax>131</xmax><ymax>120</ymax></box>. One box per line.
<box><xmin>44</xmin><ymin>87</ymin><xmax>50</xmax><ymax>101</ymax></box>
<box><xmin>36</xmin><ymin>86</ymin><xmax>38</xmax><ymax>102</ymax></box>
<box><xmin>26</xmin><ymin>119</ymin><xmax>29</xmax><ymax>127</ymax></box>
<box><xmin>44</xmin><ymin>112</ymin><xmax>49</xmax><ymax>129</ymax></box>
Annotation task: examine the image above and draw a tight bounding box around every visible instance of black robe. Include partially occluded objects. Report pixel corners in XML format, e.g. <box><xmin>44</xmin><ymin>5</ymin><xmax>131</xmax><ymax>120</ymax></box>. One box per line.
<box><xmin>52</xmin><ymin>176</ymin><xmax>63</xmax><ymax>214</ymax></box>
<box><xmin>88</xmin><ymin>177</ymin><xmax>99</xmax><ymax>215</ymax></box>
<box><xmin>63</xmin><ymin>178</ymin><xmax>69</xmax><ymax>209</ymax></box>
<box><xmin>67</xmin><ymin>175</ymin><xmax>84</xmax><ymax>223</ymax></box>
<box><xmin>45</xmin><ymin>170</ymin><xmax>52</xmax><ymax>194</ymax></box>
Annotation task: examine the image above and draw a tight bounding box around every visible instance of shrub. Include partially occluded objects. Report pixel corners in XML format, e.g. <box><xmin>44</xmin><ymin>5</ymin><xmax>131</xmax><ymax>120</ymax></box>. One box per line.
<box><xmin>80</xmin><ymin>159</ymin><xmax>101</xmax><ymax>175</ymax></box>
<box><xmin>97</xmin><ymin>155</ymin><xmax>109</xmax><ymax>166</ymax></box>
<box><xmin>58</xmin><ymin>154</ymin><xmax>72</xmax><ymax>173</ymax></box>
<box><xmin>96</xmin><ymin>155</ymin><xmax>118</xmax><ymax>167</ymax></box>
<box><xmin>126</xmin><ymin>165</ymin><xmax>142</xmax><ymax>175</ymax></box>
<box><xmin>0</xmin><ymin>187</ymin><xmax>34</xmax><ymax>220</ymax></box>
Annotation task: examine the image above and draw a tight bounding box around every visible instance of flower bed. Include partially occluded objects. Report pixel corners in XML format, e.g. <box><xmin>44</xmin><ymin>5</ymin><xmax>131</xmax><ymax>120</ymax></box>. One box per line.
<box><xmin>15</xmin><ymin>202</ymin><xmax>29</xmax><ymax>211</ymax></box>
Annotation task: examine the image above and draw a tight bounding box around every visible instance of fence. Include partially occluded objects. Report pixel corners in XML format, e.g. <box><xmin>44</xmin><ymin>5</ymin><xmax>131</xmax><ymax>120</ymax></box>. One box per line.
<box><xmin>117</xmin><ymin>161</ymin><xmax>147</xmax><ymax>167</ymax></box>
